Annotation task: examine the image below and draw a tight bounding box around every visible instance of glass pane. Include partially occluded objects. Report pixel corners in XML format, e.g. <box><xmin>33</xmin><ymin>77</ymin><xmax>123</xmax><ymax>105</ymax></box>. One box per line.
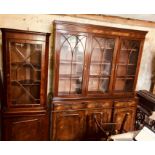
<box><xmin>121</xmin><ymin>40</ymin><xmax>140</xmax><ymax>50</ymax></box>
<box><xmin>90</xmin><ymin>63</ymin><xmax>111</xmax><ymax>76</ymax></box>
<box><xmin>72</xmin><ymin>64</ymin><xmax>83</xmax><ymax>75</ymax></box>
<box><xmin>101</xmin><ymin>64</ymin><xmax>111</xmax><ymax>76</ymax></box>
<box><xmin>129</xmin><ymin>51</ymin><xmax>139</xmax><ymax>64</ymax></box>
<box><xmin>125</xmin><ymin>79</ymin><xmax>134</xmax><ymax>92</ymax></box>
<box><xmin>118</xmin><ymin>51</ymin><xmax>128</xmax><ymax>64</ymax></box>
<box><xmin>58</xmin><ymin>34</ymin><xmax>86</xmax><ymax>95</ymax></box>
<box><xmin>60</xmin><ymin>36</ymin><xmax>72</xmax><ymax>61</ymax></box>
<box><xmin>88</xmin><ymin>37</ymin><xmax>115</xmax><ymax>93</ymax></box>
<box><xmin>114</xmin><ymin>78</ymin><xmax>125</xmax><ymax>91</ymax></box>
<box><xmin>90</xmin><ymin>65</ymin><xmax>100</xmax><ymax>75</ymax></box>
<box><xmin>127</xmin><ymin>65</ymin><xmax>136</xmax><ymax>75</ymax></box>
<box><xmin>60</xmin><ymin>46</ymin><xmax>72</xmax><ymax>61</ymax></box>
<box><xmin>117</xmin><ymin>65</ymin><xmax>127</xmax><ymax>76</ymax></box>
<box><xmin>99</xmin><ymin>78</ymin><xmax>109</xmax><ymax>92</ymax></box>
<box><xmin>9</xmin><ymin>42</ymin><xmax>42</xmax><ymax>105</ymax></box>
<box><xmin>70</xmin><ymin>78</ymin><xmax>82</xmax><ymax>94</ymax></box>
<box><xmin>103</xmin><ymin>49</ymin><xmax>113</xmax><ymax>62</ymax></box>
<box><xmin>11</xmin><ymin>85</ymin><xmax>35</xmax><ymax>105</ymax></box>
<box><xmin>91</xmin><ymin>48</ymin><xmax>102</xmax><ymax>62</ymax></box>
<box><xmin>59</xmin><ymin>63</ymin><xmax>71</xmax><ymax>75</ymax></box>
<box><xmin>58</xmin><ymin>79</ymin><xmax>70</xmax><ymax>94</ymax></box>
<box><xmin>88</xmin><ymin>78</ymin><xmax>99</xmax><ymax>91</ymax></box>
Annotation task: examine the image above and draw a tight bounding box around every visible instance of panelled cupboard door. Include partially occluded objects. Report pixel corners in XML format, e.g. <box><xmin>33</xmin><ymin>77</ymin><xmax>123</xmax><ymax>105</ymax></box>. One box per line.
<box><xmin>2</xmin><ymin>114</ymin><xmax>49</xmax><ymax>140</ymax></box>
<box><xmin>114</xmin><ymin>38</ymin><xmax>142</xmax><ymax>93</ymax></box>
<box><xmin>85</xmin><ymin>108</ymin><xmax>112</xmax><ymax>140</ymax></box>
<box><xmin>87</xmin><ymin>35</ymin><xmax>117</xmax><ymax>95</ymax></box>
<box><xmin>113</xmin><ymin>107</ymin><xmax>136</xmax><ymax>132</ymax></box>
<box><xmin>84</xmin><ymin>101</ymin><xmax>113</xmax><ymax>140</ymax></box>
<box><xmin>52</xmin><ymin>110</ymin><xmax>85</xmax><ymax>140</ymax></box>
<box><xmin>54</xmin><ymin>31</ymin><xmax>88</xmax><ymax>97</ymax></box>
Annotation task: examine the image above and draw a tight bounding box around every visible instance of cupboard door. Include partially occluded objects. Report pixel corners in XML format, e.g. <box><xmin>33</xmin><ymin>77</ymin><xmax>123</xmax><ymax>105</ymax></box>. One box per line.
<box><xmin>56</xmin><ymin>32</ymin><xmax>87</xmax><ymax>96</ymax></box>
<box><xmin>52</xmin><ymin>110</ymin><xmax>85</xmax><ymax>140</ymax></box>
<box><xmin>85</xmin><ymin>101</ymin><xmax>113</xmax><ymax>140</ymax></box>
<box><xmin>2</xmin><ymin>114</ymin><xmax>49</xmax><ymax>141</ymax></box>
<box><xmin>113</xmin><ymin>107</ymin><xmax>136</xmax><ymax>132</ymax></box>
<box><xmin>88</xmin><ymin>36</ymin><xmax>115</xmax><ymax>94</ymax></box>
<box><xmin>85</xmin><ymin>108</ymin><xmax>112</xmax><ymax>140</ymax></box>
<box><xmin>114</xmin><ymin>39</ymin><xmax>141</xmax><ymax>92</ymax></box>
<box><xmin>7</xmin><ymin>39</ymin><xmax>47</xmax><ymax>107</ymax></box>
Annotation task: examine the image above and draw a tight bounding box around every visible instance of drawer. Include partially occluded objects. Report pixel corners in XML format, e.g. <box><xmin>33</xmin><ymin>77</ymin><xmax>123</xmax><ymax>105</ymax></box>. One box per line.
<box><xmin>53</xmin><ymin>103</ymin><xmax>72</xmax><ymax>111</ymax></box>
<box><xmin>86</xmin><ymin>101</ymin><xmax>113</xmax><ymax>109</ymax></box>
<box><xmin>52</xmin><ymin>100</ymin><xmax>113</xmax><ymax>111</ymax></box>
<box><xmin>114</xmin><ymin>100</ymin><xmax>137</xmax><ymax>107</ymax></box>
<box><xmin>52</xmin><ymin>102</ymin><xmax>86</xmax><ymax>111</ymax></box>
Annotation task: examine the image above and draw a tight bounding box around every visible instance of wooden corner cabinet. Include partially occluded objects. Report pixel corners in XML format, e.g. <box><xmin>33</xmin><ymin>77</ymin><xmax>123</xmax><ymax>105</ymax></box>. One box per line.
<box><xmin>1</xmin><ymin>28</ymin><xmax>50</xmax><ymax>140</ymax></box>
<box><xmin>51</xmin><ymin>21</ymin><xmax>147</xmax><ymax>140</ymax></box>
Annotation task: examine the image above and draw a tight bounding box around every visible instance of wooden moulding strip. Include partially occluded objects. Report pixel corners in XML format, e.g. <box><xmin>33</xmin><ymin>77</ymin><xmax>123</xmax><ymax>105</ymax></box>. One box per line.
<box><xmin>64</xmin><ymin>14</ymin><xmax>155</xmax><ymax>28</ymax></box>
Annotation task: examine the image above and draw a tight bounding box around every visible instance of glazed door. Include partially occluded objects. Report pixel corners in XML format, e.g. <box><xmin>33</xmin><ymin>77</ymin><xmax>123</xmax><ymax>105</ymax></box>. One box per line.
<box><xmin>114</xmin><ymin>39</ymin><xmax>141</xmax><ymax>92</ymax></box>
<box><xmin>87</xmin><ymin>35</ymin><xmax>116</xmax><ymax>95</ymax></box>
<box><xmin>7</xmin><ymin>39</ymin><xmax>46</xmax><ymax>107</ymax></box>
<box><xmin>54</xmin><ymin>31</ymin><xmax>88</xmax><ymax>97</ymax></box>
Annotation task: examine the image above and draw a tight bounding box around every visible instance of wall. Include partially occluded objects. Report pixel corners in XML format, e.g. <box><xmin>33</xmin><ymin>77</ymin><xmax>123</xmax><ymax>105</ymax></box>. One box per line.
<box><xmin>0</xmin><ymin>14</ymin><xmax>155</xmax><ymax>92</ymax></box>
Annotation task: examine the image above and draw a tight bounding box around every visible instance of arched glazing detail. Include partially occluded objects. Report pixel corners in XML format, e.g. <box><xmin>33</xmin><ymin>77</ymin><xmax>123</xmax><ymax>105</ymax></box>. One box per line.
<box><xmin>115</xmin><ymin>40</ymin><xmax>140</xmax><ymax>92</ymax></box>
<box><xmin>88</xmin><ymin>37</ymin><xmax>115</xmax><ymax>93</ymax></box>
<box><xmin>9</xmin><ymin>42</ymin><xmax>42</xmax><ymax>104</ymax></box>
<box><xmin>58</xmin><ymin>34</ymin><xmax>87</xmax><ymax>95</ymax></box>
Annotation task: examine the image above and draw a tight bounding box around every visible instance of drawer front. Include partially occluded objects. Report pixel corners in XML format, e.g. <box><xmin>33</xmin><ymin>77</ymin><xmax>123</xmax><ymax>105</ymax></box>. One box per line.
<box><xmin>114</xmin><ymin>100</ymin><xmax>137</xmax><ymax>107</ymax></box>
<box><xmin>86</xmin><ymin>100</ymin><xmax>113</xmax><ymax>109</ymax></box>
<box><xmin>52</xmin><ymin>100</ymin><xmax>113</xmax><ymax>111</ymax></box>
<box><xmin>52</xmin><ymin>101</ymin><xmax>86</xmax><ymax>111</ymax></box>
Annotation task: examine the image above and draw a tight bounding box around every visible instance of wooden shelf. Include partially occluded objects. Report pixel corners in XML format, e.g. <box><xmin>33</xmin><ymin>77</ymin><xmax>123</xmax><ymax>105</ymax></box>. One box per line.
<box><xmin>117</xmin><ymin>64</ymin><xmax>136</xmax><ymax>66</ymax></box>
<box><xmin>116</xmin><ymin>76</ymin><xmax>135</xmax><ymax>79</ymax></box>
<box><xmin>11</xmin><ymin>99</ymin><xmax>40</xmax><ymax>104</ymax></box>
<box><xmin>90</xmin><ymin>61</ymin><xmax>111</xmax><ymax>65</ymax></box>
<box><xmin>59</xmin><ymin>74</ymin><xmax>82</xmax><ymax>79</ymax></box>
<box><xmin>11</xmin><ymin>80</ymin><xmax>40</xmax><ymax>86</ymax></box>
<box><xmin>121</xmin><ymin>49</ymin><xmax>138</xmax><ymax>52</ymax></box>
<box><xmin>88</xmin><ymin>90</ymin><xmax>108</xmax><ymax>94</ymax></box>
<box><xmin>89</xmin><ymin>75</ymin><xmax>110</xmax><ymax>78</ymax></box>
<box><xmin>60</xmin><ymin>60</ymin><xmax>83</xmax><ymax>65</ymax></box>
<box><xmin>58</xmin><ymin>89</ymin><xmax>82</xmax><ymax>95</ymax></box>
<box><xmin>11</xmin><ymin>62</ymin><xmax>41</xmax><ymax>70</ymax></box>
<box><xmin>93</xmin><ymin>47</ymin><xmax>113</xmax><ymax>50</ymax></box>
